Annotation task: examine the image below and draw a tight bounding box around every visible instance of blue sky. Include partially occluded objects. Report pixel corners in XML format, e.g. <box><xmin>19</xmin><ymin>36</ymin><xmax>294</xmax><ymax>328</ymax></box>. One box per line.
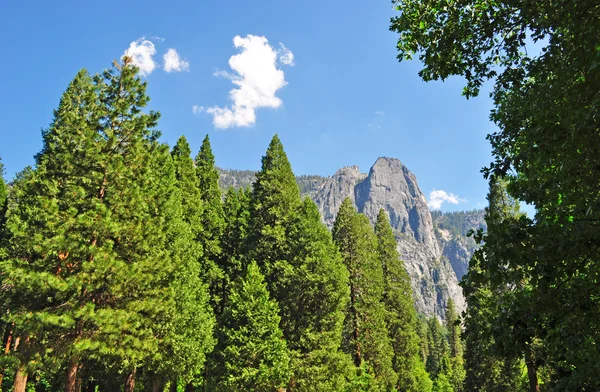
<box><xmin>0</xmin><ymin>0</ymin><xmax>497</xmax><ymax>211</ymax></box>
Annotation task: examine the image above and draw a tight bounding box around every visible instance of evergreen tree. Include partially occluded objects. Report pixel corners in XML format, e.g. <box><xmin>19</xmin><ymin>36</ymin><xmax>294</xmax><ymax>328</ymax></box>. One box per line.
<box><xmin>248</xmin><ymin>136</ymin><xmax>352</xmax><ymax>390</ymax></box>
<box><xmin>445</xmin><ymin>299</ymin><xmax>465</xmax><ymax>392</ymax></box>
<box><xmin>462</xmin><ymin>177</ymin><xmax>532</xmax><ymax>392</ymax></box>
<box><xmin>156</xmin><ymin>136</ymin><xmax>215</xmax><ymax>389</ymax></box>
<box><xmin>0</xmin><ymin>59</ymin><xmax>206</xmax><ymax>391</ymax></box>
<box><xmin>425</xmin><ymin>317</ymin><xmax>449</xmax><ymax>380</ymax></box>
<box><xmin>432</xmin><ymin>373</ymin><xmax>454</xmax><ymax>392</ymax></box>
<box><xmin>0</xmin><ymin>156</ymin><xmax>6</xmax><ymax>223</ymax></box>
<box><xmin>285</xmin><ymin>198</ymin><xmax>353</xmax><ymax>391</ymax></box>
<box><xmin>247</xmin><ymin>134</ymin><xmax>300</xmax><ymax>282</ymax></box>
<box><xmin>374</xmin><ymin>209</ymin><xmax>424</xmax><ymax>392</ymax></box>
<box><xmin>211</xmin><ymin>261</ymin><xmax>290</xmax><ymax>391</ymax></box>
<box><xmin>195</xmin><ymin>135</ymin><xmax>225</xmax><ymax>310</ymax></box>
<box><xmin>333</xmin><ymin>198</ymin><xmax>396</xmax><ymax>390</ymax></box>
<box><xmin>219</xmin><ymin>187</ymin><xmax>251</xmax><ymax>312</ymax></box>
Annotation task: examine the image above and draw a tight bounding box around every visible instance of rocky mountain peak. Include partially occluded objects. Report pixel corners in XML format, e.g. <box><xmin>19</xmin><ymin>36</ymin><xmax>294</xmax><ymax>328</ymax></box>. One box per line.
<box><xmin>356</xmin><ymin>157</ymin><xmax>438</xmax><ymax>250</ymax></box>
<box><xmin>311</xmin><ymin>157</ymin><xmax>464</xmax><ymax>318</ymax></box>
<box><xmin>217</xmin><ymin>158</ymin><xmax>484</xmax><ymax>320</ymax></box>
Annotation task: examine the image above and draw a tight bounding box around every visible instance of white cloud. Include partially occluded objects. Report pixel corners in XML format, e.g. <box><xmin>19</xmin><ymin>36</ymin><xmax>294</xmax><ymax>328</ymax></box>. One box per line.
<box><xmin>278</xmin><ymin>43</ymin><xmax>295</xmax><ymax>66</ymax></box>
<box><xmin>192</xmin><ymin>105</ymin><xmax>204</xmax><ymax>114</ymax></box>
<box><xmin>123</xmin><ymin>38</ymin><xmax>157</xmax><ymax>76</ymax></box>
<box><xmin>375</xmin><ymin>110</ymin><xmax>385</xmax><ymax>116</ymax></box>
<box><xmin>202</xmin><ymin>34</ymin><xmax>294</xmax><ymax>129</ymax></box>
<box><xmin>428</xmin><ymin>190</ymin><xmax>465</xmax><ymax>209</ymax></box>
<box><xmin>163</xmin><ymin>48</ymin><xmax>190</xmax><ymax>72</ymax></box>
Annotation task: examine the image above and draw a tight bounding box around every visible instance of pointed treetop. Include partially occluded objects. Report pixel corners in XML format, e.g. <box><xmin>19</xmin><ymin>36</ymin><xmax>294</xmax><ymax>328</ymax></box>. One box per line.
<box><xmin>375</xmin><ymin>209</ymin><xmax>394</xmax><ymax>238</ymax></box>
<box><xmin>332</xmin><ymin>198</ymin><xmax>356</xmax><ymax>240</ymax></box>
<box><xmin>195</xmin><ymin>134</ymin><xmax>221</xmax><ymax>201</ymax></box>
<box><xmin>259</xmin><ymin>135</ymin><xmax>296</xmax><ymax>181</ymax></box>
<box><xmin>172</xmin><ymin>135</ymin><xmax>192</xmax><ymax>159</ymax></box>
<box><xmin>250</xmin><ymin>134</ymin><xmax>300</xmax><ymax>225</ymax></box>
<box><xmin>196</xmin><ymin>134</ymin><xmax>215</xmax><ymax>168</ymax></box>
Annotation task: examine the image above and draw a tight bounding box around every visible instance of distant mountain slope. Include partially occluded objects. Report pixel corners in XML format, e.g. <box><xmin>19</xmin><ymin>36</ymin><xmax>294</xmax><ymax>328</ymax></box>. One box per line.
<box><xmin>431</xmin><ymin>210</ymin><xmax>486</xmax><ymax>280</ymax></box>
<box><xmin>217</xmin><ymin>162</ymin><xmax>485</xmax><ymax>319</ymax></box>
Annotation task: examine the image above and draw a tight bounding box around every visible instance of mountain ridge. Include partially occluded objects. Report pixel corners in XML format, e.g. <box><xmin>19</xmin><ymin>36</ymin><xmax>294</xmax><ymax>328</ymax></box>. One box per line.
<box><xmin>217</xmin><ymin>160</ymin><xmax>485</xmax><ymax>319</ymax></box>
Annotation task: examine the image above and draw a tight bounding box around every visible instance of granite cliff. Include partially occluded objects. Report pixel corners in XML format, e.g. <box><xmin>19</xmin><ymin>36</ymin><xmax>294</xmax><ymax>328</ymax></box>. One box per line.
<box><xmin>217</xmin><ymin>159</ymin><xmax>485</xmax><ymax>319</ymax></box>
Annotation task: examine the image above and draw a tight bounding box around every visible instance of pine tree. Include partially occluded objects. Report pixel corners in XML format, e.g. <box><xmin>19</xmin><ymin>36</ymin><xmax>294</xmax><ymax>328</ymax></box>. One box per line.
<box><xmin>445</xmin><ymin>299</ymin><xmax>465</xmax><ymax>392</ymax></box>
<box><xmin>0</xmin><ymin>156</ymin><xmax>6</xmax><ymax>222</ymax></box>
<box><xmin>220</xmin><ymin>187</ymin><xmax>250</xmax><ymax>312</ymax></box>
<box><xmin>248</xmin><ymin>135</ymin><xmax>352</xmax><ymax>390</ymax></box>
<box><xmin>211</xmin><ymin>261</ymin><xmax>290</xmax><ymax>391</ymax></box>
<box><xmin>247</xmin><ymin>134</ymin><xmax>300</xmax><ymax>282</ymax></box>
<box><xmin>152</xmin><ymin>136</ymin><xmax>215</xmax><ymax>389</ymax></box>
<box><xmin>285</xmin><ymin>198</ymin><xmax>353</xmax><ymax>391</ymax></box>
<box><xmin>333</xmin><ymin>198</ymin><xmax>397</xmax><ymax>390</ymax></box>
<box><xmin>374</xmin><ymin>209</ymin><xmax>424</xmax><ymax>392</ymax></box>
<box><xmin>0</xmin><ymin>59</ymin><xmax>202</xmax><ymax>391</ymax></box>
<box><xmin>425</xmin><ymin>317</ymin><xmax>449</xmax><ymax>379</ymax></box>
<box><xmin>195</xmin><ymin>135</ymin><xmax>225</xmax><ymax>310</ymax></box>
<box><xmin>462</xmin><ymin>177</ymin><xmax>530</xmax><ymax>392</ymax></box>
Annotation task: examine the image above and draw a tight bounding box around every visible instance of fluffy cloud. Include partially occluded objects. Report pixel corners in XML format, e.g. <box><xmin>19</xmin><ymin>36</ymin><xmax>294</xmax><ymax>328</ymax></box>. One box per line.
<box><xmin>428</xmin><ymin>190</ymin><xmax>465</xmax><ymax>209</ymax></box>
<box><xmin>163</xmin><ymin>48</ymin><xmax>190</xmax><ymax>72</ymax></box>
<box><xmin>200</xmin><ymin>34</ymin><xmax>294</xmax><ymax>129</ymax></box>
<box><xmin>123</xmin><ymin>38</ymin><xmax>157</xmax><ymax>76</ymax></box>
<box><xmin>278</xmin><ymin>43</ymin><xmax>295</xmax><ymax>66</ymax></box>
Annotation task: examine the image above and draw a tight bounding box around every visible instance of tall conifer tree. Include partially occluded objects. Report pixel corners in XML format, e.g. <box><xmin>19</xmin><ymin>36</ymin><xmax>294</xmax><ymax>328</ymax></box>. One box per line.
<box><xmin>0</xmin><ymin>59</ymin><xmax>207</xmax><ymax>391</ymax></box>
<box><xmin>374</xmin><ymin>209</ymin><xmax>425</xmax><ymax>392</ymax></box>
<box><xmin>445</xmin><ymin>299</ymin><xmax>465</xmax><ymax>392</ymax></box>
<box><xmin>211</xmin><ymin>261</ymin><xmax>290</xmax><ymax>391</ymax></box>
<box><xmin>462</xmin><ymin>177</ymin><xmax>529</xmax><ymax>391</ymax></box>
<box><xmin>333</xmin><ymin>198</ymin><xmax>397</xmax><ymax>390</ymax></box>
<box><xmin>195</xmin><ymin>135</ymin><xmax>225</xmax><ymax>309</ymax></box>
<box><xmin>248</xmin><ymin>136</ymin><xmax>352</xmax><ymax>390</ymax></box>
<box><xmin>158</xmin><ymin>136</ymin><xmax>215</xmax><ymax>390</ymax></box>
<box><xmin>219</xmin><ymin>187</ymin><xmax>250</xmax><ymax>312</ymax></box>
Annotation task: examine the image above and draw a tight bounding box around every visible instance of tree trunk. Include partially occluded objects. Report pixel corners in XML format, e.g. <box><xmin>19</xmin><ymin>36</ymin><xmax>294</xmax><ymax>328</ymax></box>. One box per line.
<box><xmin>124</xmin><ymin>368</ymin><xmax>136</xmax><ymax>392</ymax></box>
<box><xmin>184</xmin><ymin>382</ymin><xmax>194</xmax><ymax>392</ymax></box>
<box><xmin>350</xmin><ymin>281</ymin><xmax>361</xmax><ymax>367</ymax></box>
<box><xmin>152</xmin><ymin>377</ymin><xmax>164</xmax><ymax>392</ymax></box>
<box><xmin>65</xmin><ymin>357</ymin><xmax>80</xmax><ymax>392</ymax></box>
<box><xmin>169</xmin><ymin>377</ymin><xmax>177</xmax><ymax>392</ymax></box>
<box><xmin>0</xmin><ymin>323</ymin><xmax>14</xmax><ymax>387</ymax></box>
<box><xmin>525</xmin><ymin>349</ymin><xmax>540</xmax><ymax>392</ymax></box>
<box><xmin>85</xmin><ymin>381</ymin><xmax>97</xmax><ymax>392</ymax></box>
<box><xmin>12</xmin><ymin>363</ymin><xmax>28</xmax><ymax>392</ymax></box>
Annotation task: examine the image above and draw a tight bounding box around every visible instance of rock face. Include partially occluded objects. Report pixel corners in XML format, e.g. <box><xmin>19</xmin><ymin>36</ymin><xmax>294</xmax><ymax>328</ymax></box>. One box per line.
<box><xmin>218</xmin><ymin>158</ymin><xmax>485</xmax><ymax>320</ymax></box>
<box><xmin>432</xmin><ymin>209</ymin><xmax>486</xmax><ymax>281</ymax></box>
<box><xmin>310</xmin><ymin>157</ymin><xmax>464</xmax><ymax>319</ymax></box>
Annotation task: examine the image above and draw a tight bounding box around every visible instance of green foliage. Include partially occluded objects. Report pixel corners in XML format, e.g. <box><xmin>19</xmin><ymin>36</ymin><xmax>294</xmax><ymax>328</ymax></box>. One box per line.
<box><xmin>425</xmin><ymin>317</ymin><xmax>449</xmax><ymax>380</ymax></box>
<box><xmin>0</xmin><ymin>59</ymin><xmax>214</xmax><ymax>390</ymax></box>
<box><xmin>444</xmin><ymin>299</ymin><xmax>465</xmax><ymax>392</ymax></box>
<box><xmin>392</xmin><ymin>1</ymin><xmax>600</xmax><ymax>389</ymax></box>
<box><xmin>462</xmin><ymin>178</ymin><xmax>534</xmax><ymax>392</ymax></box>
<box><xmin>374</xmin><ymin>209</ymin><xmax>423</xmax><ymax>392</ymax></box>
<box><xmin>161</xmin><ymin>136</ymin><xmax>215</xmax><ymax>385</ymax></box>
<box><xmin>195</xmin><ymin>135</ymin><xmax>225</xmax><ymax>312</ymax></box>
<box><xmin>211</xmin><ymin>261</ymin><xmax>290</xmax><ymax>391</ymax></box>
<box><xmin>333</xmin><ymin>199</ymin><xmax>397</xmax><ymax>391</ymax></box>
<box><xmin>219</xmin><ymin>187</ymin><xmax>251</xmax><ymax>312</ymax></box>
<box><xmin>247</xmin><ymin>136</ymin><xmax>352</xmax><ymax>390</ymax></box>
<box><xmin>432</xmin><ymin>373</ymin><xmax>454</xmax><ymax>392</ymax></box>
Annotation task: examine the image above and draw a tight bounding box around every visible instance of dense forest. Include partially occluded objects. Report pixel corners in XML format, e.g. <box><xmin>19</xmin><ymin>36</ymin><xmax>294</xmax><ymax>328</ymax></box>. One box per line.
<box><xmin>1</xmin><ymin>0</ymin><xmax>598</xmax><ymax>391</ymax></box>
<box><xmin>0</xmin><ymin>59</ymin><xmax>467</xmax><ymax>391</ymax></box>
